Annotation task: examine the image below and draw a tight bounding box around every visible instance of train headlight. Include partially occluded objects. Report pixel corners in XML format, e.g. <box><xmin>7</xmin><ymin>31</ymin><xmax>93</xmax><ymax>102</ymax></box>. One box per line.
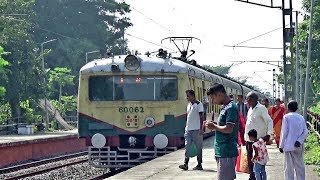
<box><xmin>153</xmin><ymin>134</ymin><xmax>168</xmax><ymax>149</ymax></box>
<box><xmin>91</xmin><ymin>133</ymin><xmax>106</xmax><ymax>148</ymax></box>
<box><xmin>128</xmin><ymin>136</ymin><xmax>137</xmax><ymax>147</ymax></box>
<box><xmin>111</xmin><ymin>64</ymin><xmax>120</xmax><ymax>72</ymax></box>
<box><xmin>144</xmin><ymin>117</ymin><xmax>155</xmax><ymax>127</ymax></box>
<box><xmin>124</xmin><ymin>55</ymin><xmax>140</xmax><ymax>71</ymax></box>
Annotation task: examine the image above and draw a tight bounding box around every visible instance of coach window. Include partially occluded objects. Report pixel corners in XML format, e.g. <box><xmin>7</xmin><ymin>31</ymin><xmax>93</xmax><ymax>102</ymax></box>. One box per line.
<box><xmin>89</xmin><ymin>76</ymin><xmax>113</xmax><ymax>101</ymax></box>
<box><xmin>89</xmin><ymin>76</ymin><xmax>177</xmax><ymax>101</ymax></box>
<box><xmin>114</xmin><ymin>76</ymin><xmax>154</xmax><ymax>101</ymax></box>
<box><xmin>154</xmin><ymin>77</ymin><xmax>177</xmax><ymax>100</ymax></box>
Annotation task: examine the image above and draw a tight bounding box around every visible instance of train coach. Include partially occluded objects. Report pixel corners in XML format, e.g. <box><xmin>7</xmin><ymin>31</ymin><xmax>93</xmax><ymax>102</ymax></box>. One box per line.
<box><xmin>77</xmin><ymin>40</ymin><xmax>269</xmax><ymax>169</ymax></box>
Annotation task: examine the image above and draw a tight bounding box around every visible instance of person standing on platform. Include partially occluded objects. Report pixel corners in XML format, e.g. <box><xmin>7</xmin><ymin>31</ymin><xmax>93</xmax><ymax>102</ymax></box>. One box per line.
<box><xmin>237</xmin><ymin>95</ymin><xmax>249</xmax><ymax>121</ymax></box>
<box><xmin>248</xmin><ymin>129</ymin><xmax>269</xmax><ymax>180</ymax></box>
<box><xmin>279</xmin><ymin>101</ymin><xmax>308</xmax><ymax>180</ymax></box>
<box><xmin>261</xmin><ymin>98</ymin><xmax>272</xmax><ymax>115</ymax></box>
<box><xmin>179</xmin><ymin>90</ymin><xmax>204</xmax><ymax>171</ymax></box>
<box><xmin>205</xmin><ymin>83</ymin><xmax>239</xmax><ymax>180</ymax></box>
<box><xmin>245</xmin><ymin>92</ymin><xmax>273</xmax><ymax>180</ymax></box>
<box><xmin>270</xmin><ymin>98</ymin><xmax>286</xmax><ymax>148</ymax></box>
<box><xmin>203</xmin><ymin>89</ymin><xmax>209</xmax><ymax>120</ymax></box>
<box><xmin>261</xmin><ymin>98</ymin><xmax>273</xmax><ymax>145</ymax></box>
<box><xmin>237</xmin><ymin>94</ymin><xmax>248</xmax><ymax>146</ymax></box>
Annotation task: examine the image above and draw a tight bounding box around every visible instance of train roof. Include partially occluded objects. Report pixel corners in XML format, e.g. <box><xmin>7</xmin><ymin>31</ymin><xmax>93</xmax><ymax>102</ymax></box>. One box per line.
<box><xmin>81</xmin><ymin>55</ymin><xmax>191</xmax><ymax>74</ymax></box>
<box><xmin>80</xmin><ymin>54</ymin><xmax>266</xmax><ymax>97</ymax></box>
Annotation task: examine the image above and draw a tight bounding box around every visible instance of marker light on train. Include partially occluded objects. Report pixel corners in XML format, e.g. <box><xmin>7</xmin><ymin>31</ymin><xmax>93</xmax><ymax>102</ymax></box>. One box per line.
<box><xmin>135</xmin><ymin>77</ymin><xmax>141</xmax><ymax>83</ymax></box>
<box><xmin>124</xmin><ymin>55</ymin><xmax>140</xmax><ymax>71</ymax></box>
<box><xmin>91</xmin><ymin>133</ymin><xmax>106</xmax><ymax>148</ymax></box>
<box><xmin>145</xmin><ymin>117</ymin><xmax>155</xmax><ymax>127</ymax></box>
<box><xmin>153</xmin><ymin>134</ymin><xmax>168</xmax><ymax>149</ymax></box>
<box><xmin>111</xmin><ymin>64</ymin><xmax>120</xmax><ymax>72</ymax></box>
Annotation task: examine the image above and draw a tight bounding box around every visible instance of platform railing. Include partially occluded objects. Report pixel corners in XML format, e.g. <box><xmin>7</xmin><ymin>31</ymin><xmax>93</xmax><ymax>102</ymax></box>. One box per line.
<box><xmin>306</xmin><ymin>110</ymin><xmax>320</xmax><ymax>139</ymax></box>
<box><xmin>0</xmin><ymin>117</ymin><xmax>27</xmax><ymax>135</ymax></box>
<box><xmin>0</xmin><ymin>115</ymin><xmax>77</xmax><ymax>135</ymax></box>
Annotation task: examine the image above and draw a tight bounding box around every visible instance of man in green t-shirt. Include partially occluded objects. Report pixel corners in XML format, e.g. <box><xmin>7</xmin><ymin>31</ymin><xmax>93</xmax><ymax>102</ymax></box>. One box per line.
<box><xmin>206</xmin><ymin>83</ymin><xmax>239</xmax><ymax>180</ymax></box>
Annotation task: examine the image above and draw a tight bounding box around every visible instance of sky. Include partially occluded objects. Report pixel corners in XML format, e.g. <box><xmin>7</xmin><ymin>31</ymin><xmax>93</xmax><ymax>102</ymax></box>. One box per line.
<box><xmin>124</xmin><ymin>0</ymin><xmax>303</xmax><ymax>97</ymax></box>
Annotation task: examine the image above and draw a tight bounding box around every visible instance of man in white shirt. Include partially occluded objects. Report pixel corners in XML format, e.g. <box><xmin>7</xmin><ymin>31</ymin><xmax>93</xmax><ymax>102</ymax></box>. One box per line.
<box><xmin>179</xmin><ymin>90</ymin><xmax>204</xmax><ymax>171</ymax></box>
<box><xmin>245</xmin><ymin>92</ymin><xmax>273</xmax><ymax>180</ymax></box>
<box><xmin>279</xmin><ymin>101</ymin><xmax>308</xmax><ymax>180</ymax></box>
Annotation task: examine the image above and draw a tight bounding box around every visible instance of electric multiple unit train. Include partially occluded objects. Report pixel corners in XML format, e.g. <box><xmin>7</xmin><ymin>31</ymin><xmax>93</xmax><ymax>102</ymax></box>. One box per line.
<box><xmin>77</xmin><ymin>37</ymin><xmax>269</xmax><ymax>169</ymax></box>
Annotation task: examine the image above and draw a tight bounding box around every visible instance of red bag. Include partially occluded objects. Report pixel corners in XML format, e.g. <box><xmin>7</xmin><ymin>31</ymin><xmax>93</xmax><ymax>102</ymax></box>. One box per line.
<box><xmin>236</xmin><ymin>148</ymin><xmax>241</xmax><ymax>172</ymax></box>
<box><xmin>236</xmin><ymin>146</ymin><xmax>249</xmax><ymax>173</ymax></box>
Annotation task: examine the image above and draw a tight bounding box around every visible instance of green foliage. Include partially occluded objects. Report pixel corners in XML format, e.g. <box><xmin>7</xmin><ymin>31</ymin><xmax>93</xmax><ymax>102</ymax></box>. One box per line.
<box><xmin>202</xmin><ymin>64</ymin><xmax>232</xmax><ymax>75</ymax></box>
<box><xmin>51</xmin><ymin>96</ymin><xmax>76</xmax><ymax>117</ymax></box>
<box><xmin>0</xmin><ymin>103</ymin><xmax>11</xmax><ymax>125</ymax></box>
<box><xmin>48</xmin><ymin>67</ymin><xmax>75</xmax><ymax>101</ymax></box>
<box><xmin>33</xmin><ymin>0</ymin><xmax>132</xmax><ymax>95</ymax></box>
<box><xmin>295</xmin><ymin>0</ymin><xmax>320</xmax><ymax>98</ymax></box>
<box><xmin>20</xmin><ymin>100</ymin><xmax>42</xmax><ymax>124</ymax></box>
<box><xmin>49</xmin><ymin>67</ymin><xmax>75</xmax><ymax>87</ymax></box>
<box><xmin>0</xmin><ymin>0</ymin><xmax>131</xmax><ymax>126</ymax></box>
<box><xmin>310</xmin><ymin>101</ymin><xmax>320</xmax><ymax>115</ymax></box>
<box><xmin>0</xmin><ymin>0</ymin><xmax>44</xmax><ymax>118</ymax></box>
<box><xmin>0</xmin><ymin>46</ymin><xmax>9</xmax><ymax>97</ymax></box>
<box><xmin>306</xmin><ymin>101</ymin><xmax>320</xmax><ymax>176</ymax></box>
<box><xmin>305</xmin><ymin>133</ymin><xmax>320</xmax><ymax>164</ymax></box>
<box><xmin>304</xmin><ymin>132</ymin><xmax>320</xmax><ymax>176</ymax></box>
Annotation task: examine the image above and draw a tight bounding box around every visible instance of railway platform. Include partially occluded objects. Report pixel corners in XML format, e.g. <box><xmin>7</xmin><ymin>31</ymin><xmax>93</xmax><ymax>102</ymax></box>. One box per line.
<box><xmin>0</xmin><ymin>129</ymin><xmax>86</xmax><ymax>167</ymax></box>
<box><xmin>108</xmin><ymin>136</ymin><xmax>318</xmax><ymax>180</ymax></box>
<box><xmin>0</xmin><ymin>129</ymin><xmax>78</xmax><ymax>146</ymax></box>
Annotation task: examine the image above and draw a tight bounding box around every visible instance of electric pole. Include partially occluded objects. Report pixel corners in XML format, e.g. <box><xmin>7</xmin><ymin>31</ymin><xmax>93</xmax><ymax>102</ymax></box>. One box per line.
<box><xmin>234</xmin><ymin>0</ymin><xmax>293</xmax><ymax>107</ymax></box>
<box><xmin>295</xmin><ymin>11</ymin><xmax>300</xmax><ymax>104</ymax></box>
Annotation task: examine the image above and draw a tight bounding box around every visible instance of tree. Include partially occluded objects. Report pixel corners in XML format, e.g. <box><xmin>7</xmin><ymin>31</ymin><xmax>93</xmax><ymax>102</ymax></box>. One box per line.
<box><xmin>30</xmin><ymin>0</ymin><xmax>132</xmax><ymax>97</ymax></box>
<box><xmin>51</xmin><ymin>96</ymin><xmax>77</xmax><ymax>117</ymax></box>
<box><xmin>0</xmin><ymin>0</ymin><xmax>43</xmax><ymax>118</ymax></box>
<box><xmin>0</xmin><ymin>46</ymin><xmax>9</xmax><ymax>97</ymax></box>
<box><xmin>294</xmin><ymin>0</ymin><xmax>320</xmax><ymax>103</ymax></box>
<box><xmin>202</xmin><ymin>64</ymin><xmax>233</xmax><ymax>75</ymax></box>
<box><xmin>48</xmin><ymin>67</ymin><xmax>75</xmax><ymax>102</ymax></box>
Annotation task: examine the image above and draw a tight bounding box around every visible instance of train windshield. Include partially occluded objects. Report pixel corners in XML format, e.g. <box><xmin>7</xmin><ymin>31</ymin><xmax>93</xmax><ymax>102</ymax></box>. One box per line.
<box><xmin>89</xmin><ymin>76</ymin><xmax>178</xmax><ymax>101</ymax></box>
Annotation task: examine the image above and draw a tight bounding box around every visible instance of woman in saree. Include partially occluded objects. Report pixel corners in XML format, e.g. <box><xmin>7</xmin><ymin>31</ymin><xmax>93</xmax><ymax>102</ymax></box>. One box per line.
<box><xmin>270</xmin><ymin>98</ymin><xmax>286</xmax><ymax>147</ymax></box>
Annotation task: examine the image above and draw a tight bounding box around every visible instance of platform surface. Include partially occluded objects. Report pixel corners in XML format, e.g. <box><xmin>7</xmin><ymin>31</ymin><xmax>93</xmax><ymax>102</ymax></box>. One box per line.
<box><xmin>0</xmin><ymin>129</ymin><xmax>78</xmax><ymax>146</ymax></box>
<box><xmin>108</xmin><ymin>136</ymin><xmax>319</xmax><ymax>180</ymax></box>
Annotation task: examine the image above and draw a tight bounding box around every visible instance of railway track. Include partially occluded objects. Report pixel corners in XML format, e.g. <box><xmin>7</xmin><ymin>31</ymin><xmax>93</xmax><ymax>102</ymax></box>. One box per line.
<box><xmin>0</xmin><ymin>151</ymin><xmax>88</xmax><ymax>179</ymax></box>
<box><xmin>4</xmin><ymin>159</ymin><xmax>88</xmax><ymax>180</ymax></box>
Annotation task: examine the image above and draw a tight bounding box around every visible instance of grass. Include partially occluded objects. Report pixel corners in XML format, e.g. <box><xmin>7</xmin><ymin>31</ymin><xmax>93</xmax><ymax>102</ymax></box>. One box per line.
<box><xmin>304</xmin><ymin>132</ymin><xmax>320</xmax><ymax>176</ymax></box>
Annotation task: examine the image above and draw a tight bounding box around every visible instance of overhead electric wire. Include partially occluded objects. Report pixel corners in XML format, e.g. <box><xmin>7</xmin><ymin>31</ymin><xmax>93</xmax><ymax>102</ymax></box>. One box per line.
<box><xmin>1</xmin><ymin>16</ymin><xmax>25</xmax><ymax>22</ymax></box>
<box><xmin>130</xmin><ymin>5</ymin><xmax>176</xmax><ymax>35</ymax></box>
<box><xmin>1</xmin><ymin>16</ymin><xmax>81</xmax><ymax>41</ymax></box>
<box><xmin>0</xmin><ymin>14</ymin><xmax>28</xmax><ymax>16</ymax></box>
<box><xmin>224</xmin><ymin>45</ymin><xmax>282</xmax><ymax>50</ymax></box>
<box><xmin>234</xmin><ymin>25</ymin><xmax>288</xmax><ymax>46</ymax></box>
<box><xmin>36</xmin><ymin>26</ymin><xmax>78</xmax><ymax>40</ymax></box>
<box><xmin>127</xmin><ymin>2</ymin><xmax>206</xmax><ymax>51</ymax></box>
<box><xmin>125</xmin><ymin>33</ymin><xmax>175</xmax><ymax>51</ymax></box>
<box><xmin>5</xmin><ymin>14</ymin><xmax>174</xmax><ymax>53</ymax></box>
<box><xmin>4</xmin><ymin>7</ymin><xmax>184</xmax><ymax>54</ymax></box>
<box><xmin>253</xmin><ymin>72</ymin><xmax>273</xmax><ymax>86</ymax></box>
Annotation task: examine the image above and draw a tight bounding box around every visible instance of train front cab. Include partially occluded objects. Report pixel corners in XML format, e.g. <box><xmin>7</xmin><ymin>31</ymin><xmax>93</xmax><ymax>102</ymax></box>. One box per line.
<box><xmin>78</xmin><ymin>71</ymin><xmax>196</xmax><ymax>168</ymax></box>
